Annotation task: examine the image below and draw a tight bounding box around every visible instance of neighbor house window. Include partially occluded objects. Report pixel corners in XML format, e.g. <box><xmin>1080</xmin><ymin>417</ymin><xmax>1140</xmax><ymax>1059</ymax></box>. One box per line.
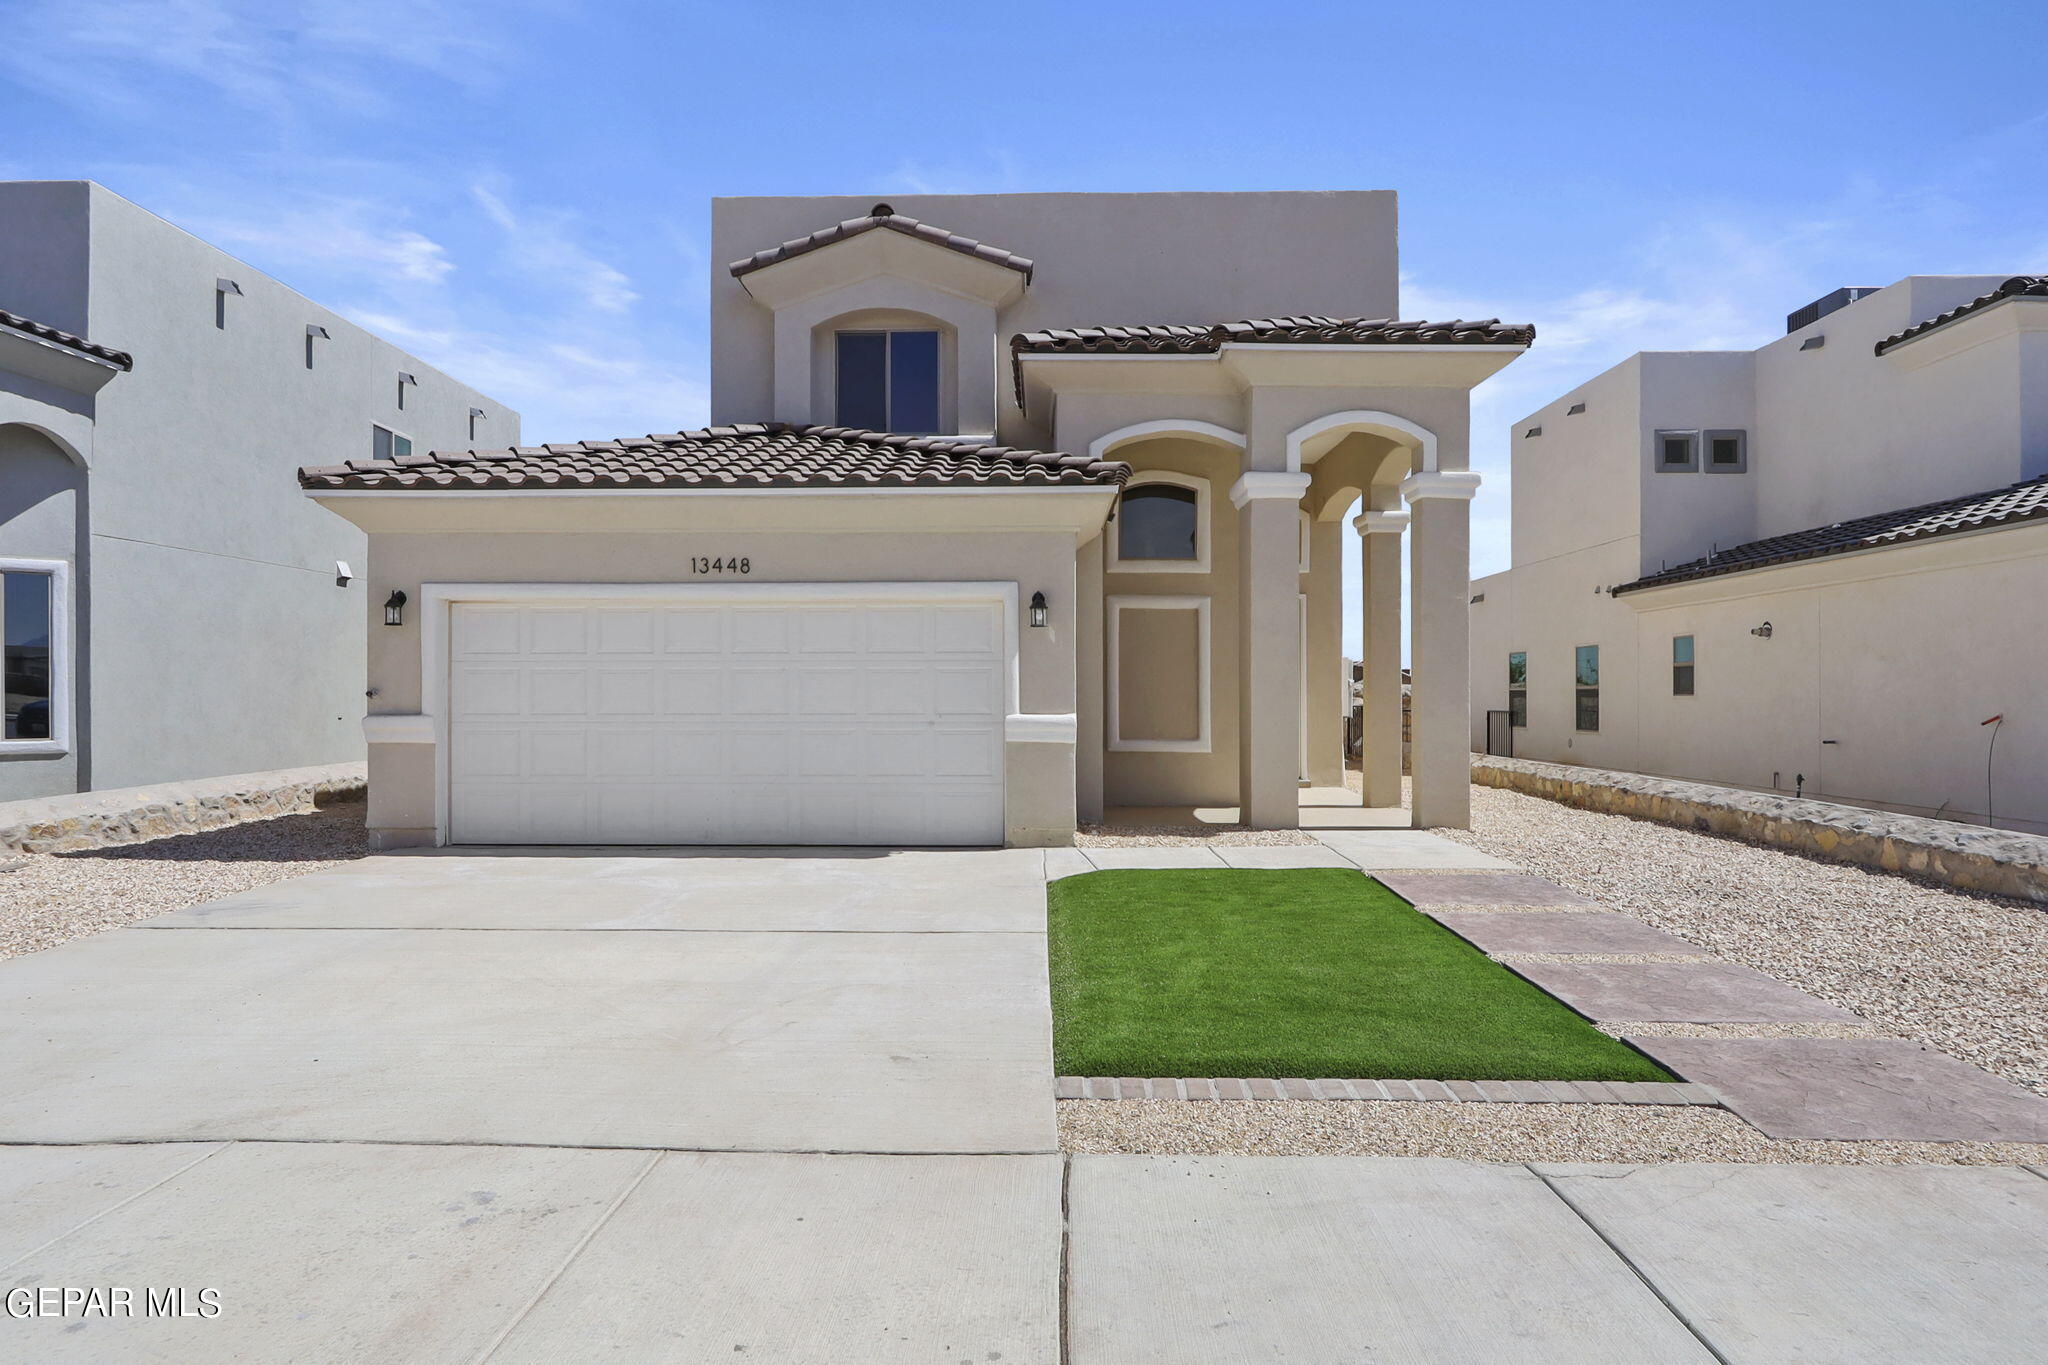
<box><xmin>1508</xmin><ymin>651</ymin><xmax>1527</xmax><ymax>727</ymax></box>
<box><xmin>1673</xmin><ymin>635</ymin><xmax>1695</xmax><ymax>695</ymax></box>
<box><xmin>1</xmin><ymin>561</ymin><xmax>65</xmax><ymax>750</ymax></box>
<box><xmin>1705</xmin><ymin>429</ymin><xmax>1747</xmax><ymax>472</ymax></box>
<box><xmin>372</xmin><ymin>425</ymin><xmax>413</xmax><ymax>461</ymax></box>
<box><xmin>1110</xmin><ymin>472</ymin><xmax>1209</xmax><ymax>573</ymax></box>
<box><xmin>1574</xmin><ymin>644</ymin><xmax>1600</xmax><ymax>732</ymax></box>
<box><xmin>1655</xmin><ymin>430</ymin><xmax>1699</xmax><ymax>472</ymax></box>
<box><xmin>836</xmin><ymin>330</ymin><xmax>940</xmax><ymax>433</ymax></box>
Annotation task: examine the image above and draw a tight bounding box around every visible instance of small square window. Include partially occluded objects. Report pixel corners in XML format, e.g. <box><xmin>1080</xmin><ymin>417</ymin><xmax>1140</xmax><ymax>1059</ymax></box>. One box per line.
<box><xmin>1706</xmin><ymin>429</ymin><xmax>1747</xmax><ymax>473</ymax></box>
<box><xmin>1655</xmin><ymin>430</ymin><xmax>1699</xmax><ymax>472</ymax></box>
<box><xmin>1672</xmin><ymin>634</ymin><xmax>1695</xmax><ymax>696</ymax></box>
<box><xmin>372</xmin><ymin>425</ymin><xmax>413</xmax><ymax>461</ymax></box>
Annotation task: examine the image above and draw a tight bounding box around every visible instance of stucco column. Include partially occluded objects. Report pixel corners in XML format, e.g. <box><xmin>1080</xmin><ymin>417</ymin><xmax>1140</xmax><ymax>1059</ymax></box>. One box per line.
<box><xmin>1352</xmin><ymin>509</ymin><xmax>1408</xmax><ymax>808</ymax></box>
<box><xmin>1232</xmin><ymin>471</ymin><xmax>1313</xmax><ymax>828</ymax></box>
<box><xmin>1403</xmin><ymin>471</ymin><xmax>1480</xmax><ymax>828</ymax></box>
<box><xmin>1076</xmin><ymin>529</ymin><xmax>1106</xmax><ymax>824</ymax></box>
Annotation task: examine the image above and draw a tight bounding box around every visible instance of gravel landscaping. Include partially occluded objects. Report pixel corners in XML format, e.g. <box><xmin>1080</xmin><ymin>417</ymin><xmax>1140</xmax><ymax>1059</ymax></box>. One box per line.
<box><xmin>0</xmin><ymin>800</ymin><xmax>369</xmax><ymax>961</ymax></box>
<box><xmin>1057</xmin><ymin>1098</ymin><xmax>2048</xmax><ymax>1165</ymax></box>
<box><xmin>1077</xmin><ymin>823</ymin><xmax>1316</xmax><ymax>847</ymax></box>
<box><xmin>1439</xmin><ymin>781</ymin><xmax>2048</xmax><ymax>1100</ymax></box>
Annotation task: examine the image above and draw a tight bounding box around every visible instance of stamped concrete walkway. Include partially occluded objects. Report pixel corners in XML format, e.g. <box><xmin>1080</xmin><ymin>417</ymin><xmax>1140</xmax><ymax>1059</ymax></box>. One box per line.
<box><xmin>5</xmin><ymin>836</ymin><xmax>2048</xmax><ymax>1359</ymax></box>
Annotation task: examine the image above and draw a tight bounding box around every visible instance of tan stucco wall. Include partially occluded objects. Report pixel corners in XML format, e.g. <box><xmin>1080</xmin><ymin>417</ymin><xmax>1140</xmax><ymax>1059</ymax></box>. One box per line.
<box><xmin>1473</xmin><ymin>525</ymin><xmax>2048</xmax><ymax>832</ymax></box>
<box><xmin>1117</xmin><ymin>606</ymin><xmax>1202</xmax><ymax>742</ymax></box>
<box><xmin>352</xmin><ymin>518</ymin><xmax>1090</xmax><ymax>849</ymax></box>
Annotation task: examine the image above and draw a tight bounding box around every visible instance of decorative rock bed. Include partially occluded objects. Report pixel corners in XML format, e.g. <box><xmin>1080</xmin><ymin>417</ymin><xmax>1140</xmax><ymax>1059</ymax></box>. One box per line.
<box><xmin>0</xmin><ymin>762</ymin><xmax>366</xmax><ymax>855</ymax></box>
<box><xmin>1472</xmin><ymin>754</ymin><xmax>2048</xmax><ymax>905</ymax></box>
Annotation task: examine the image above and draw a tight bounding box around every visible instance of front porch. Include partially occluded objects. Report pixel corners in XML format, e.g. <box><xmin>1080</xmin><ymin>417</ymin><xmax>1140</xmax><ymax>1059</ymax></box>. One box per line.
<box><xmin>1104</xmin><ymin>785</ymin><xmax>1415</xmax><ymax>832</ymax></box>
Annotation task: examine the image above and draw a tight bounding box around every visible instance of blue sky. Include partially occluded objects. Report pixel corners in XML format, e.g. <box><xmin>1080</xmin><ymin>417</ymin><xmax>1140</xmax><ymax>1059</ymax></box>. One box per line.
<box><xmin>5</xmin><ymin>0</ymin><xmax>2046</xmax><ymax>626</ymax></box>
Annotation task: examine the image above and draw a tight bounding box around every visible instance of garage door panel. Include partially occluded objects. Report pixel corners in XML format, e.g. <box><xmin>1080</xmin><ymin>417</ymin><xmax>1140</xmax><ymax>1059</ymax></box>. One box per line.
<box><xmin>527</xmin><ymin>609</ymin><xmax>589</xmax><ymax>654</ymax></box>
<box><xmin>663</xmin><ymin>609</ymin><xmax>724</xmax><ymax>653</ymax></box>
<box><xmin>449</xmin><ymin>597</ymin><xmax>1006</xmax><ymax>846</ymax></box>
<box><xmin>527</xmin><ymin>670</ymin><xmax>590</xmax><ymax>716</ymax></box>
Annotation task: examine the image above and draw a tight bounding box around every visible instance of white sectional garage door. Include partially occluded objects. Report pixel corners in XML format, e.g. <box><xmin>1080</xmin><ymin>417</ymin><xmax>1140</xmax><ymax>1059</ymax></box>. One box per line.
<box><xmin>447</xmin><ymin>595</ymin><xmax>1007</xmax><ymax>846</ymax></box>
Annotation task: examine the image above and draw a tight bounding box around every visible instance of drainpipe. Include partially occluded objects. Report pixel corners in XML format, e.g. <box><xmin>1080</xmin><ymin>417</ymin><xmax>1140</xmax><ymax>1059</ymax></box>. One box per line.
<box><xmin>1982</xmin><ymin>715</ymin><xmax>2005</xmax><ymax>829</ymax></box>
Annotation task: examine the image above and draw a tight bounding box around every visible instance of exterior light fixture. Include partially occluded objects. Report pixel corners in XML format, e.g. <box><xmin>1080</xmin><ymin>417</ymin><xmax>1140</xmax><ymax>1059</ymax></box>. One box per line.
<box><xmin>1751</xmin><ymin>621</ymin><xmax>1773</xmax><ymax>639</ymax></box>
<box><xmin>384</xmin><ymin>589</ymin><xmax>407</xmax><ymax>626</ymax></box>
<box><xmin>1029</xmin><ymin>591</ymin><xmax>1048</xmax><ymax>628</ymax></box>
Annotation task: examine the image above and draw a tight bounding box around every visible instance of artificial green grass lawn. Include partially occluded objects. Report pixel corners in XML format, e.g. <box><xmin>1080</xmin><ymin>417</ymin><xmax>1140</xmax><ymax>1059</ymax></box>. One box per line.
<box><xmin>1046</xmin><ymin>868</ymin><xmax>1675</xmax><ymax>1082</ymax></box>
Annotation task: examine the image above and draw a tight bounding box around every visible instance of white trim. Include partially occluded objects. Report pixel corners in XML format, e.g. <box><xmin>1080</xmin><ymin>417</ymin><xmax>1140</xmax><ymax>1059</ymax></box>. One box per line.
<box><xmin>1106</xmin><ymin>594</ymin><xmax>1212</xmax><ymax>754</ymax></box>
<box><xmin>1108</xmin><ymin>469</ymin><xmax>1210</xmax><ymax>575</ymax></box>
<box><xmin>1400</xmin><ymin>470</ymin><xmax>1482</xmax><ymax>503</ymax></box>
<box><xmin>363</xmin><ymin>713</ymin><xmax>434</xmax><ymax>745</ymax></box>
<box><xmin>420</xmin><ymin>581</ymin><xmax>1021</xmax><ymax>846</ymax></box>
<box><xmin>1298</xmin><ymin>509</ymin><xmax>1313</xmax><ymax>572</ymax></box>
<box><xmin>304</xmin><ymin>486</ymin><xmax>1114</xmax><ymax>501</ymax></box>
<box><xmin>1006</xmin><ymin>712</ymin><xmax>1078</xmax><ymax>744</ymax></box>
<box><xmin>0</xmin><ymin>557</ymin><xmax>70</xmax><ymax>756</ymax></box>
<box><xmin>1228</xmin><ymin>471</ymin><xmax>1311</xmax><ymax>509</ymax></box>
<box><xmin>1285</xmin><ymin>409</ymin><xmax>1441</xmax><ymax>473</ymax></box>
<box><xmin>1087</xmin><ymin>419</ymin><xmax>1246</xmax><ymax>461</ymax></box>
<box><xmin>1352</xmin><ymin>510</ymin><xmax>1410</xmax><ymax>536</ymax></box>
<box><xmin>0</xmin><ymin>322</ymin><xmax>125</xmax><ymax>372</ymax></box>
<box><xmin>1224</xmin><ymin>342</ymin><xmax>1527</xmax><ymax>356</ymax></box>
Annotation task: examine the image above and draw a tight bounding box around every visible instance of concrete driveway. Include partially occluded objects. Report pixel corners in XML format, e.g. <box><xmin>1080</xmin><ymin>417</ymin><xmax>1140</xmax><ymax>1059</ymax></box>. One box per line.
<box><xmin>7</xmin><ymin>841</ymin><xmax>2048</xmax><ymax>1361</ymax></box>
<box><xmin>0</xmin><ymin>848</ymin><xmax>1057</xmax><ymax>1153</ymax></box>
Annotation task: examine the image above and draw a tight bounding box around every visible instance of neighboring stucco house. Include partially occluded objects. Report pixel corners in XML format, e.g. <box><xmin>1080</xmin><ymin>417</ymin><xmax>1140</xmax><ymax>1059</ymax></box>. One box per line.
<box><xmin>1472</xmin><ymin>275</ymin><xmax>2048</xmax><ymax>832</ymax></box>
<box><xmin>305</xmin><ymin>192</ymin><xmax>1530</xmax><ymax>849</ymax></box>
<box><xmin>0</xmin><ymin>181</ymin><xmax>518</xmax><ymax>802</ymax></box>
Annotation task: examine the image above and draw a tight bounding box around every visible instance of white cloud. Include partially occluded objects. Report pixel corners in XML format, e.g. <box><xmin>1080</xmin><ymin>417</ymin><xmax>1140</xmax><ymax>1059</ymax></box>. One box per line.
<box><xmin>471</xmin><ymin>181</ymin><xmax>638</xmax><ymax>314</ymax></box>
<box><xmin>192</xmin><ymin>201</ymin><xmax>456</xmax><ymax>285</ymax></box>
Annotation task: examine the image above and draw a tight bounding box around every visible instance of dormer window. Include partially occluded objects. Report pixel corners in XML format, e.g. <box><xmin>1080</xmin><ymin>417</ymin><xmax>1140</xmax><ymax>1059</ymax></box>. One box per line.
<box><xmin>836</xmin><ymin>329</ymin><xmax>940</xmax><ymax>433</ymax></box>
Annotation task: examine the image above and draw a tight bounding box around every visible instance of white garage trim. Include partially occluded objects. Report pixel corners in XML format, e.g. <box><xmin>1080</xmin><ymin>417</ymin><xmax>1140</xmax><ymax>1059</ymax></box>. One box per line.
<box><xmin>420</xmin><ymin>581</ymin><xmax>1020</xmax><ymax>845</ymax></box>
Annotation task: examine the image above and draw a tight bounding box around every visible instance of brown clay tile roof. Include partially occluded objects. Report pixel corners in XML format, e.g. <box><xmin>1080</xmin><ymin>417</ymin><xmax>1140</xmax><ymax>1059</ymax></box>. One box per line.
<box><xmin>1875</xmin><ymin>276</ymin><xmax>2048</xmax><ymax>355</ymax></box>
<box><xmin>297</xmin><ymin>422</ymin><xmax>1125</xmax><ymax>491</ymax></box>
<box><xmin>1011</xmin><ymin>315</ymin><xmax>1535</xmax><ymax>355</ymax></box>
<box><xmin>729</xmin><ymin>203</ymin><xmax>1033</xmax><ymax>281</ymax></box>
<box><xmin>1612</xmin><ymin>473</ymin><xmax>2048</xmax><ymax>594</ymax></box>
<box><xmin>0</xmin><ymin>307</ymin><xmax>133</xmax><ymax>370</ymax></box>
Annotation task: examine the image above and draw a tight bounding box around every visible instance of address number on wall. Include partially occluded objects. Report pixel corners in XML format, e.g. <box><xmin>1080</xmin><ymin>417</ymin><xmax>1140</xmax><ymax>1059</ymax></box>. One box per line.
<box><xmin>689</xmin><ymin>556</ymin><xmax>752</xmax><ymax>575</ymax></box>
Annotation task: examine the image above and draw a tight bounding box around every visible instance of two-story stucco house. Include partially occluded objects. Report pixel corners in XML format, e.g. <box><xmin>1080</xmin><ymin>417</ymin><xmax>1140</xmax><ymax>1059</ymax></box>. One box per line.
<box><xmin>1471</xmin><ymin>275</ymin><xmax>2048</xmax><ymax>832</ymax></box>
<box><xmin>0</xmin><ymin>182</ymin><xmax>519</xmax><ymax>804</ymax></box>
<box><xmin>305</xmin><ymin>191</ymin><xmax>1531</xmax><ymax>849</ymax></box>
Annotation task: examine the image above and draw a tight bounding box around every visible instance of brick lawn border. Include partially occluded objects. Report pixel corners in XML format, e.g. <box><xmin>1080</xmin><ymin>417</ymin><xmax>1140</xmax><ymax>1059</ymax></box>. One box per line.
<box><xmin>1057</xmin><ymin>1077</ymin><xmax>1716</xmax><ymax>1105</ymax></box>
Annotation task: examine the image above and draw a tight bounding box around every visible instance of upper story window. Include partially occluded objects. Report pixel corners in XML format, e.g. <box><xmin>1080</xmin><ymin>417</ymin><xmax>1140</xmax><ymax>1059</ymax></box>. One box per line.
<box><xmin>1655</xmin><ymin>430</ymin><xmax>1699</xmax><ymax>472</ymax></box>
<box><xmin>372</xmin><ymin>425</ymin><xmax>413</xmax><ymax>461</ymax></box>
<box><xmin>1110</xmin><ymin>471</ymin><xmax>1210</xmax><ymax>574</ymax></box>
<box><xmin>835</xmin><ymin>330</ymin><xmax>939</xmax><ymax>433</ymax></box>
<box><xmin>1705</xmin><ymin>429</ymin><xmax>1747</xmax><ymax>472</ymax></box>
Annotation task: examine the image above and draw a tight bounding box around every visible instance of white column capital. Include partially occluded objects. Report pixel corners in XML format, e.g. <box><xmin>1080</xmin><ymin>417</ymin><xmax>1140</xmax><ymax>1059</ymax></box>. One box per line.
<box><xmin>1351</xmin><ymin>510</ymin><xmax>1410</xmax><ymax>536</ymax></box>
<box><xmin>1400</xmin><ymin>470</ymin><xmax>1482</xmax><ymax>503</ymax></box>
<box><xmin>1228</xmin><ymin>471</ymin><xmax>1313</xmax><ymax>509</ymax></box>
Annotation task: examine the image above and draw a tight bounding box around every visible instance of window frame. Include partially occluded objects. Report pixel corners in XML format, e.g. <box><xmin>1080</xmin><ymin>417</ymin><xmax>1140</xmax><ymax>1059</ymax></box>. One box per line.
<box><xmin>1704</xmin><ymin>428</ymin><xmax>1748</xmax><ymax>474</ymax></box>
<box><xmin>1107</xmin><ymin>470</ymin><xmax>1211</xmax><ymax>575</ymax></box>
<box><xmin>1106</xmin><ymin>594</ymin><xmax>1212</xmax><ymax>753</ymax></box>
<box><xmin>1672</xmin><ymin>634</ymin><xmax>1696</xmax><ymax>697</ymax></box>
<box><xmin>372</xmin><ymin>424</ymin><xmax>414</xmax><ymax>461</ymax></box>
<box><xmin>1574</xmin><ymin>643</ymin><xmax>1600</xmax><ymax>733</ymax></box>
<box><xmin>0</xmin><ymin>557</ymin><xmax>70</xmax><ymax>756</ymax></box>
<box><xmin>1653</xmin><ymin>429</ymin><xmax>1700</xmax><ymax>473</ymax></box>
<box><xmin>833</xmin><ymin>328</ymin><xmax>942</xmax><ymax>435</ymax></box>
<box><xmin>1507</xmin><ymin>650</ymin><xmax>1527</xmax><ymax>728</ymax></box>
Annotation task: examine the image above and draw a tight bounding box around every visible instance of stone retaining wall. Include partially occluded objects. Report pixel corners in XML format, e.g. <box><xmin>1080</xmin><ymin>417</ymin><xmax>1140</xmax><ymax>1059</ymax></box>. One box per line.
<box><xmin>1472</xmin><ymin>754</ymin><xmax>2048</xmax><ymax>906</ymax></box>
<box><xmin>0</xmin><ymin>762</ymin><xmax>366</xmax><ymax>855</ymax></box>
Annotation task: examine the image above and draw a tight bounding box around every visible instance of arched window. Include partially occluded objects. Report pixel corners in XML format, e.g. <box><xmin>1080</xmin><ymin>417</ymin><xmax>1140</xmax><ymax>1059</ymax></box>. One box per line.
<box><xmin>1110</xmin><ymin>471</ymin><xmax>1209</xmax><ymax>573</ymax></box>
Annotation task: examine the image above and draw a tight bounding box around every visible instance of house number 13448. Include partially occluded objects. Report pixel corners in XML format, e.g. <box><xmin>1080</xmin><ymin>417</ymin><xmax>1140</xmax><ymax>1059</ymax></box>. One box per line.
<box><xmin>689</xmin><ymin>556</ymin><xmax>751</xmax><ymax>575</ymax></box>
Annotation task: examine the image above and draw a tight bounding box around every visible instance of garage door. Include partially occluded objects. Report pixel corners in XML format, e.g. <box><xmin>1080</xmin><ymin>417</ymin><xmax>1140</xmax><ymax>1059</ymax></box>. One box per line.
<box><xmin>447</xmin><ymin>595</ymin><xmax>1007</xmax><ymax>845</ymax></box>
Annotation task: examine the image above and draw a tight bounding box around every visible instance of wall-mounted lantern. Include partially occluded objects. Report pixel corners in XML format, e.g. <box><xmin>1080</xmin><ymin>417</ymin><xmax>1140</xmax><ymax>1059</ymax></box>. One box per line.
<box><xmin>1029</xmin><ymin>591</ymin><xmax>1048</xmax><ymax>628</ymax></box>
<box><xmin>1750</xmin><ymin>621</ymin><xmax>1773</xmax><ymax>639</ymax></box>
<box><xmin>384</xmin><ymin>589</ymin><xmax>408</xmax><ymax>626</ymax></box>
